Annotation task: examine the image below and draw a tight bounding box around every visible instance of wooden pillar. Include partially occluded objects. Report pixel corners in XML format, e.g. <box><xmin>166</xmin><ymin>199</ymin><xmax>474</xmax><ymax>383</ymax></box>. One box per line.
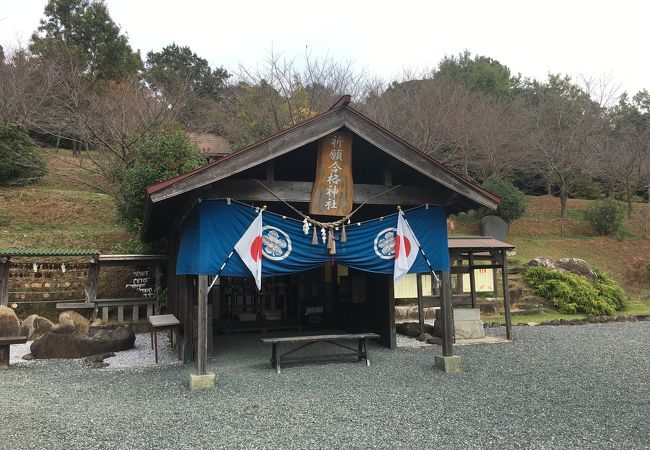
<box><xmin>439</xmin><ymin>270</ymin><xmax>454</xmax><ymax>357</ymax></box>
<box><xmin>197</xmin><ymin>275</ymin><xmax>208</xmax><ymax>376</ymax></box>
<box><xmin>468</xmin><ymin>252</ymin><xmax>477</xmax><ymax>309</ymax></box>
<box><xmin>0</xmin><ymin>257</ymin><xmax>10</xmax><ymax>307</ymax></box>
<box><xmin>84</xmin><ymin>260</ymin><xmax>99</xmax><ymax>303</ymax></box>
<box><xmin>182</xmin><ymin>276</ymin><xmax>194</xmax><ymax>363</ymax></box>
<box><xmin>492</xmin><ymin>261</ymin><xmax>499</xmax><ymax>297</ymax></box>
<box><xmin>416</xmin><ymin>274</ymin><xmax>424</xmax><ymax>334</ymax></box>
<box><xmin>154</xmin><ymin>262</ymin><xmax>163</xmax><ymax>315</ymax></box>
<box><xmin>501</xmin><ymin>250</ymin><xmax>513</xmax><ymax>340</ymax></box>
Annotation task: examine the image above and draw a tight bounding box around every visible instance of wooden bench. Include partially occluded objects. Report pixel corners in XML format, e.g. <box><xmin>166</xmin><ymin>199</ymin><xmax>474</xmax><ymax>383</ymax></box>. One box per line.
<box><xmin>148</xmin><ymin>314</ymin><xmax>180</xmax><ymax>363</ymax></box>
<box><xmin>260</xmin><ymin>333</ymin><xmax>380</xmax><ymax>373</ymax></box>
<box><xmin>56</xmin><ymin>302</ymin><xmax>97</xmax><ymax>321</ymax></box>
<box><xmin>95</xmin><ymin>298</ymin><xmax>157</xmax><ymax>322</ymax></box>
<box><xmin>0</xmin><ymin>336</ymin><xmax>28</xmax><ymax>368</ymax></box>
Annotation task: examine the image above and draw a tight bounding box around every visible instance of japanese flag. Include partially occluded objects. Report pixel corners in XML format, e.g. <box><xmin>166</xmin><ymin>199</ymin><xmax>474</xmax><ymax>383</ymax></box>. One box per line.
<box><xmin>234</xmin><ymin>211</ymin><xmax>263</xmax><ymax>290</ymax></box>
<box><xmin>394</xmin><ymin>210</ymin><xmax>420</xmax><ymax>283</ymax></box>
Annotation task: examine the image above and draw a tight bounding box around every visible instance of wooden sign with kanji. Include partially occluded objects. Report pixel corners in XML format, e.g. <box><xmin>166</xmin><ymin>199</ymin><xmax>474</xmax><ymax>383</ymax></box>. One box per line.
<box><xmin>309</xmin><ymin>131</ymin><xmax>354</xmax><ymax>216</ymax></box>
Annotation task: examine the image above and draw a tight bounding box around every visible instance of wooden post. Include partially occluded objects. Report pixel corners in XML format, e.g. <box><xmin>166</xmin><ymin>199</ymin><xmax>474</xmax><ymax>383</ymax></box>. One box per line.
<box><xmin>501</xmin><ymin>250</ymin><xmax>513</xmax><ymax>340</ymax></box>
<box><xmin>84</xmin><ymin>260</ymin><xmax>99</xmax><ymax>303</ymax></box>
<box><xmin>416</xmin><ymin>273</ymin><xmax>424</xmax><ymax>334</ymax></box>
<box><xmin>468</xmin><ymin>252</ymin><xmax>477</xmax><ymax>309</ymax></box>
<box><xmin>0</xmin><ymin>257</ymin><xmax>10</xmax><ymax>307</ymax></box>
<box><xmin>154</xmin><ymin>262</ymin><xmax>163</xmax><ymax>315</ymax></box>
<box><xmin>440</xmin><ymin>270</ymin><xmax>454</xmax><ymax>357</ymax></box>
<box><xmin>456</xmin><ymin>258</ymin><xmax>464</xmax><ymax>294</ymax></box>
<box><xmin>197</xmin><ymin>275</ymin><xmax>208</xmax><ymax>376</ymax></box>
<box><xmin>492</xmin><ymin>260</ymin><xmax>499</xmax><ymax>297</ymax></box>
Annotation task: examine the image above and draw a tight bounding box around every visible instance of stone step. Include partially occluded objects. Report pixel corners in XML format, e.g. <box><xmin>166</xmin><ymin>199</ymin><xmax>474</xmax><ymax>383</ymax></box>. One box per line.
<box><xmin>510</xmin><ymin>307</ymin><xmax>545</xmax><ymax>316</ymax></box>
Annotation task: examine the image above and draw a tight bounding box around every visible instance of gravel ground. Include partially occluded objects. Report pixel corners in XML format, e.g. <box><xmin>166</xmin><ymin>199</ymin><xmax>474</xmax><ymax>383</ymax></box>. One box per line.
<box><xmin>1</xmin><ymin>323</ymin><xmax>648</xmax><ymax>449</ymax></box>
<box><xmin>9</xmin><ymin>333</ymin><xmax>180</xmax><ymax>368</ymax></box>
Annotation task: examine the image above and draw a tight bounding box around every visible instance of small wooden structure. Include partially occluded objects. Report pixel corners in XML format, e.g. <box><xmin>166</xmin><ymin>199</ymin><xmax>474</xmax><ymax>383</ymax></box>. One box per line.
<box><xmin>0</xmin><ymin>250</ymin><xmax>167</xmax><ymax>323</ymax></box>
<box><xmin>141</xmin><ymin>96</ymin><xmax>501</xmax><ymax>381</ymax></box>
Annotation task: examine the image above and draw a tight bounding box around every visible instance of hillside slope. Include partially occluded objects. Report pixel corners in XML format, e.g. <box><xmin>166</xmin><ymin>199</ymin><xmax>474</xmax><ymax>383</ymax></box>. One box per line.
<box><xmin>0</xmin><ymin>150</ymin><xmax>134</xmax><ymax>252</ymax></box>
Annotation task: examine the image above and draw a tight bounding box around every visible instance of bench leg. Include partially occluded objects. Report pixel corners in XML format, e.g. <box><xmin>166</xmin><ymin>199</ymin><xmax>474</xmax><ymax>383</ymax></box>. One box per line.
<box><xmin>146</xmin><ymin>304</ymin><xmax>153</xmax><ymax>317</ymax></box>
<box><xmin>132</xmin><ymin>305</ymin><xmax>139</xmax><ymax>321</ymax></box>
<box><xmin>358</xmin><ymin>339</ymin><xmax>363</xmax><ymax>361</ymax></box>
<box><xmin>271</xmin><ymin>343</ymin><xmax>276</xmax><ymax>369</ymax></box>
<box><xmin>364</xmin><ymin>339</ymin><xmax>370</xmax><ymax>367</ymax></box>
<box><xmin>275</xmin><ymin>343</ymin><xmax>281</xmax><ymax>374</ymax></box>
<box><xmin>0</xmin><ymin>345</ymin><xmax>9</xmax><ymax>369</ymax></box>
<box><xmin>117</xmin><ymin>306</ymin><xmax>124</xmax><ymax>322</ymax></box>
<box><xmin>103</xmin><ymin>307</ymin><xmax>109</xmax><ymax>321</ymax></box>
<box><xmin>153</xmin><ymin>331</ymin><xmax>158</xmax><ymax>364</ymax></box>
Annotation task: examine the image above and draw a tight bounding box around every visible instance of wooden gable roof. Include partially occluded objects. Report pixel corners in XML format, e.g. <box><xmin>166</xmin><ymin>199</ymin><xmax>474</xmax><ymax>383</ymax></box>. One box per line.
<box><xmin>142</xmin><ymin>96</ymin><xmax>499</xmax><ymax>240</ymax></box>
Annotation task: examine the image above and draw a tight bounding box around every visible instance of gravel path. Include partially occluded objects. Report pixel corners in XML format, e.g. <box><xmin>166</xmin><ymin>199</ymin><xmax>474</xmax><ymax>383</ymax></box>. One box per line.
<box><xmin>1</xmin><ymin>323</ymin><xmax>648</xmax><ymax>449</ymax></box>
<box><xmin>9</xmin><ymin>333</ymin><xmax>180</xmax><ymax>368</ymax></box>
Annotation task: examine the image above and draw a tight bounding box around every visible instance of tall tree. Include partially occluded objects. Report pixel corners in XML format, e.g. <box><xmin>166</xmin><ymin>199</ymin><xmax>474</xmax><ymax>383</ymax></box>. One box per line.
<box><xmin>598</xmin><ymin>91</ymin><xmax>650</xmax><ymax>217</ymax></box>
<box><xmin>30</xmin><ymin>0</ymin><xmax>141</xmax><ymax>81</ymax></box>
<box><xmin>524</xmin><ymin>75</ymin><xmax>604</xmax><ymax>218</ymax></box>
<box><xmin>145</xmin><ymin>43</ymin><xmax>229</xmax><ymax>101</ymax></box>
<box><xmin>435</xmin><ymin>50</ymin><xmax>520</xmax><ymax>98</ymax></box>
<box><xmin>144</xmin><ymin>43</ymin><xmax>229</xmax><ymax>131</ymax></box>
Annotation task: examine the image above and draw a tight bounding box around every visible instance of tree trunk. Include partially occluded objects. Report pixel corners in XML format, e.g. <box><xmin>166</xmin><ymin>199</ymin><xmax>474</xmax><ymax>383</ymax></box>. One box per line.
<box><xmin>627</xmin><ymin>188</ymin><xmax>633</xmax><ymax>220</ymax></box>
<box><xmin>560</xmin><ymin>188</ymin><xmax>568</xmax><ymax>219</ymax></box>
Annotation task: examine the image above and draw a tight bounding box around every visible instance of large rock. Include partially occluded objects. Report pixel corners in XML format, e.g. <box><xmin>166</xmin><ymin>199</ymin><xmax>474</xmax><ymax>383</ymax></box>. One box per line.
<box><xmin>527</xmin><ymin>257</ymin><xmax>598</xmax><ymax>280</ymax></box>
<box><xmin>480</xmin><ymin>215</ymin><xmax>509</xmax><ymax>241</ymax></box>
<box><xmin>396</xmin><ymin>322</ymin><xmax>436</xmax><ymax>337</ymax></box>
<box><xmin>59</xmin><ymin>310</ymin><xmax>90</xmax><ymax>335</ymax></box>
<box><xmin>30</xmin><ymin>325</ymin><xmax>135</xmax><ymax>359</ymax></box>
<box><xmin>0</xmin><ymin>305</ymin><xmax>20</xmax><ymax>337</ymax></box>
<box><xmin>20</xmin><ymin>314</ymin><xmax>55</xmax><ymax>340</ymax></box>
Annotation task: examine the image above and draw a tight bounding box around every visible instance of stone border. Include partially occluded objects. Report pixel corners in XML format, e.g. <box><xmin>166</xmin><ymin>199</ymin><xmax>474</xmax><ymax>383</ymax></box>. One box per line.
<box><xmin>484</xmin><ymin>314</ymin><xmax>650</xmax><ymax>328</ymax></box>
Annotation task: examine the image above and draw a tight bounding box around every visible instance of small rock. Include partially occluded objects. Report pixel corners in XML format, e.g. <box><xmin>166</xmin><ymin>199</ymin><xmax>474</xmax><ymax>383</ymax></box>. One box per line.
<box><xmin>22</xmin><ymin>353</ymin><xmax>34</xmax><ymax>361</ymax></box>
<box><xmin>0</xmin><ymin>305</ymin><xmax>20</xmax><ymax>337</ymax></box>
<box><xmin>549</xmin><ymin>319</ymin><xmax>561</xmax><ymax>326</ymax></box>
<box><xmin>627</xmin><ymin>316</ymin><xmax>638</xmax><ymax>322</ymax></box>
<box><xmin>586</xmin><ymin>314</ymin><xmax>597</xmax><ymax>323</ymax></box>
<box><xmin>426</xmin><ymin>336</ymin><xmax>442</xmax><ymax>345</ymax></box>
<box><xmin>59</xmin><ymin>311</ymin><xmax>90</xmax><ymax>335</ymax></box>
<box><xmin>417</xmin><ymin>333</ymin><xmax>433</xmax><ymax>342</ymax></box>
<box><xmin>20</xmin><ymin>314</ymin><xmax>54</xmax><ymax>340</ymax></box>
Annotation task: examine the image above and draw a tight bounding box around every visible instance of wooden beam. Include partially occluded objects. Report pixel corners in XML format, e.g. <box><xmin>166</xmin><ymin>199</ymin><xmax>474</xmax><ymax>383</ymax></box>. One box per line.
<box><xmin>204</xmin><ymin>179</ymin><xmax>449</xmax><ymax>206</ymax></box>
<box><xmin>343</xmin><ymin>110</ymin><xmax>498</xmax><ymax>210</ymax></box>
<box><xmin>468</xmin><ymin>253</ymin><xmax>477</xmax><ymax>309</ymax></box>
<box><xmin>197</xmin><ymin>275</ymin><xmax>208</xmax><ymax>375</ymax></box>
<box><xmin>84</xmin><ymin>261</ymin><xmax>99</xmax><ymax>304</ymax></box>
<box><xmin>151</xmin><ymin>109</ymin><xmax>347</xmax><ymax>203</ymax></box>
<box><xmin>0</xmin><ymin>258</ymin><xmax>9</xmax><ymax>307</ymax></box>
<box><xmin>501</xmin><ymin>249</ymin><xmax>513</xmax><ymax>340</ymax></box>
<box><xmin>439</xmin><ymin>270</ymin><xmax>454</xmax><ymax>357</ymax></box>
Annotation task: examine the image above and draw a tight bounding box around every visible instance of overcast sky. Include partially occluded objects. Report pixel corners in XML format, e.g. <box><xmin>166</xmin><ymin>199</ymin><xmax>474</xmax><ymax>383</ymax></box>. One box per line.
<box><xmin>1</xmin><ymin>0</ymin><xmax>648</xmax><ymax>96</ymax></box>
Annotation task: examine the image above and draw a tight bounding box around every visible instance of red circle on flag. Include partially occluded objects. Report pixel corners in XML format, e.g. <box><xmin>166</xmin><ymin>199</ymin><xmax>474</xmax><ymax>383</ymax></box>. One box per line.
<box><xmin>395</xmin><ymin>235</ymin><xmax>411</xmax><ymax>259</ymax></box>
<box><xmin>250</xmin><ymin>236</ymin><xmax>263</xmax><ymax>261</ymax></box>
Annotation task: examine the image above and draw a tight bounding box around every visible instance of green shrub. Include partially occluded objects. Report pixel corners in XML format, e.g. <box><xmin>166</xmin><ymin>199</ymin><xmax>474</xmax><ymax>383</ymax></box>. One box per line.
<box><xmin>582</xmin><ymin>198</ymin><xmax>626</xmax><ymax>236</ymax></box>
<box><xmin>523</xmin><ymin>266</ymin><xmax>627</xmax><ymax>315</ymax></box>
<box><xmin>0</xmin><ymin>124</ymin><xmax>47</xmax><ymax>185</ymax></box>
<box><xmin>114</xmin><ymin>128</ymin><xmax>205</xmax><ymax>229</ymax></box>
<box><xmin>478</xmin><ymin>177</ymin><xmax>526</xmax><ymax>223</ymax></box>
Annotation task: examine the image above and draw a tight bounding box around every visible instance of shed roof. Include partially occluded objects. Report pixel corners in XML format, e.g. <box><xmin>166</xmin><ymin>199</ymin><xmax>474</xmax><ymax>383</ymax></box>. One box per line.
<box><xmin>142</xmin><ymin>96</ymin><xmax>501</xmax><ymax>240</ymax></box>
<box><xmin>0</xmin><ymin>248</ymin><xmax>100</xmax><ymax>257</ymax></box>
<box><xmin>447</xmin><ymin>237</ymin><xmax>515</xmax><ymax>250</ymax></box>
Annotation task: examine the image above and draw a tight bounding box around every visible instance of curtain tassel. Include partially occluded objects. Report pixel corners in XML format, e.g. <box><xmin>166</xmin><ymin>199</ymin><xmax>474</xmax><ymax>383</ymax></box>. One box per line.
<box><xmin>312</xmin><ymin>227</ymin><xmax>318</xmax><ymax>245</ymax></box>
<box><xmin>327</xmin><ymin>228</ymin><xmax>333</xmax><ymax>250</ymax></box>
<box><xmin>340</xmin><ymin>223</ymin><xmax>347</xmax><ymax>242</ymax></box>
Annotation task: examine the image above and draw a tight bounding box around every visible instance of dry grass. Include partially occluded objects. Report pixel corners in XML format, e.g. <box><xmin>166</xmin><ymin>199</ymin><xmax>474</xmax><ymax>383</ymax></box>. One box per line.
<box><xmin>0</xmin><ymin>149</ymin><xmax>134</xmax><ymax>252</ymax></box>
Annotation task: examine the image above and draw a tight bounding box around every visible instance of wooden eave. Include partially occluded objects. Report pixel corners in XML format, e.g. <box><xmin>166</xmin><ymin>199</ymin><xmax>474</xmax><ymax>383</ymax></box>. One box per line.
<box><xmin>142</xmin><ymin>103</ymin><xmax>500</xmax><ymax>241</ymax></box>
